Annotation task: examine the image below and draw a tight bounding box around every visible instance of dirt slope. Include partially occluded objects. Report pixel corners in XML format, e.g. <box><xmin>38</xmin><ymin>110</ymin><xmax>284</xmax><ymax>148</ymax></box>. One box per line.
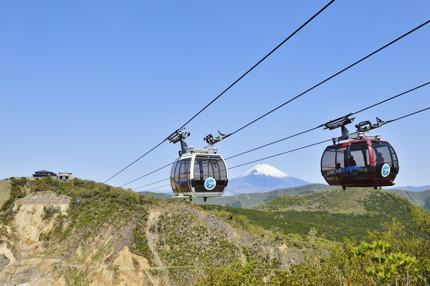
<box><xmin>0</xmin><ymin>178</ymin><xmax>315</xmax><ymax>286</ymax></box>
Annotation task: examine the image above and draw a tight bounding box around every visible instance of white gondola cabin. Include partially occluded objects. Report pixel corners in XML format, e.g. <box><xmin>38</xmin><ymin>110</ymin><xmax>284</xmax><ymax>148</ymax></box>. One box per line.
<box><xmin>168</xmin><ymin>129</ymin><xmax>228</xmax><ymax>201</ymax></box>
<box><xmin>170</xmin><ymin>147</ymin><xmax>228</xmax><ymax>200</ymax></box>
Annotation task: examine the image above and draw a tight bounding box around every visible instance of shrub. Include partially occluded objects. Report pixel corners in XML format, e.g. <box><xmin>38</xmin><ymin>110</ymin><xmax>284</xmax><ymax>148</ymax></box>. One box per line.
<box><xmin>196</xmin><ymin>260</ymin><xmax>264</xmax><ymax>286</ymax></box>
<box><xmin>42</xmin><ymin>206</ymin><xmax>60</xmax><ymax>220</ymax></box>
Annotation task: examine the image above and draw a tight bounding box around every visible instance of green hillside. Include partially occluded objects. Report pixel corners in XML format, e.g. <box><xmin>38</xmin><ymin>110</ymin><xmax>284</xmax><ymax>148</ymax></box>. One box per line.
<box><xmin>138</xmin><ymin>191</ymin><xmax>171</xmax><ymax>199</ymax></box>
<box><xmin>0</xmin><ymin>180</ymin><xmax>10</xmax><ymax>208</ymax></box>
<box><xmin>257</xmin><ymin>187</ymin><xmax>424</xmax><ymax>235</ymax></box>
<box><xmin>204</xmin><ymin>188</ymin><xmax>421</xmax><ymax>241</ymax></box>
<box><xmin>200</xmin><ymin>187</ymin><xmax>430</xmax><ymax>285</ymax></box>
<box><xmin>0</xmin><ymin>177</ymin><xmax>335</xmax><ymax>285</ymax></box>
<box><xmin>259</xmin><ymin>187</ymin><xmax>377</xmax><ymax>214</ymax></box>
<box><xmin>1</xmin><ymin>177</ymin><xmax>429</xmax><ymax>285</ymax></box>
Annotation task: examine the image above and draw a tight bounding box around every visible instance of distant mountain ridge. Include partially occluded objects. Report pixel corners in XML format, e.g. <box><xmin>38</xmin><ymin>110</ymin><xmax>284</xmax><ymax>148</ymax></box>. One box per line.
<box><xmin>388</xmin><ymin>189</ymin><xmax>430</xmax><ymax>212</ymax></box>
<box><xmin>226</xmin><ymin>164</ymin><xmax>309</xmax><ymax>195</ymax></box>
<box><xmin>392</xmin><ymin>185</ymin><xmax>430</xmax><ymax>192</ymax></box>
<box><xmin>139</xmin><ymin>184</ymin><xmax>430</xmax><ymax>213</ymax></box>
<box><xmin>198</xmin><ymin>183</ymin><xmax>330</xmax><ymax>208</ymax></box>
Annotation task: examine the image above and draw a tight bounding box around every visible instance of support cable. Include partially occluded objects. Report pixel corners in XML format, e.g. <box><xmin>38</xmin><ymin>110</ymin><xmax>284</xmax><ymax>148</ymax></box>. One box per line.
<box><xmin>126</xmin><ymin>81</ymin><xmax>430</xmax><ymax>187</ymax></box>
<box><xmin>137</xmin><ymin>106</ymin><xmax>430</xmax><ymax>191</ymax></box>
<box><xmin>104</xmin><ymin>0</ymin><xmax>336</xmax><ymax>183</ymax></box>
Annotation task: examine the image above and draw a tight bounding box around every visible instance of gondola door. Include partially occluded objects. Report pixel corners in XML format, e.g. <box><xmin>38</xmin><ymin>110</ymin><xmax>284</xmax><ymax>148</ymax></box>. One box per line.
<box><xmin>337</xmin><ymin>141</ymin><xmax>372</xmax><ymax>187</ymax></box>
<box><xmin>371</xmin><ymin>141</ymin><xmax>399</xmax><ymax>185</ymax></box>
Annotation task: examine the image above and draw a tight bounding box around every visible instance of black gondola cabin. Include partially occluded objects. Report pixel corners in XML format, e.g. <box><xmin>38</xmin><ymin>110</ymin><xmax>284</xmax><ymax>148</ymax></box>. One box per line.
<box><xmin>321</xmin><ymin>138</ymin><xmax>399</xmax><ymax>188</ymax></box>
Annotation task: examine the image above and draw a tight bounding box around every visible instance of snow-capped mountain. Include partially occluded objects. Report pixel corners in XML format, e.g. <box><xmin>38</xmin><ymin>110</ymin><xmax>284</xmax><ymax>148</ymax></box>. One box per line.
<box><xmin>226</xmin><ymin>164</ymin><xmax>309</xmax><ymax>195</ymax></box>
<box><xmin>244</xmin><ymin>164</ymin><xmax>289</xmax><ymax>178</ymax></box>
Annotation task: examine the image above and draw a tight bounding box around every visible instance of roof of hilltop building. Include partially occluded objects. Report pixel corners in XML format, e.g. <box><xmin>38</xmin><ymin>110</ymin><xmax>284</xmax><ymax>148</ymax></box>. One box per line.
<box><xmin>33</xmin><ymin>170</ymin><xmax>57</xmax><ymax>177</ymax></box>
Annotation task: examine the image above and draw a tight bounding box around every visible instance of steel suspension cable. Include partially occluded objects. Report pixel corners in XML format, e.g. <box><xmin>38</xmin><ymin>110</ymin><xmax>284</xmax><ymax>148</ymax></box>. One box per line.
<box><xmin>134</xmin><ymin>178</ymin><xmax>170</xmax><ymax>189</ymax></box>
<box><xmin>351</xmin><ymin>81</ymin><xmax>430</xmax><ymax>115</ymax></box>
<box><xmin>104</xmin><ymin>0</ymin><xmax>336</xmax><ymax>184</ymax></box>
<box><xmin>228</xmin><ymin>139</ymin><xmax>332</xmax><ymax>170</ymax></box>
<box><xmin>177</xmin><ymin>0</ymin><xmax>336</xmax><ymax>129</ymax></box>
<box><xmin>225</xmin><ymin>81</ymin><xmax>430</xmax><ymax>160</ymax></box>
<box><xmin>223</xmin><ymin>20</ymin><xmax>430</xmax><ymax>139</ymax></box>
<box><xmin>125</xmin><ymin>81</ymin><xmax>430</xmax><ymax>188</ymax></box>
<box><xmin>138</xmin><ymin>184</ymin><xmax>171</xmax><ymax>193</ymax></box>
<box><xmin>137</xmin><ymin>105</ymin><xmax>430</xmax><ymax>192</ymax></box>
<box><xmin>385</xmin><ymin>106</ymin><xmax>430</xmax><ymax>124</ymax></box>
<box><xmin>104</xmin><ymin>140</ymin><xmax>168</xmax><ymax>183</ymax></box>
<box><xmin>120</xmin><ymin>162</ymin><xmax>174</xmax><ymax>187</ymax></box>
<box><xmin>228</xmin><ymin>106</ymin><xmax>430</xmax><ymax>170</ymax></box>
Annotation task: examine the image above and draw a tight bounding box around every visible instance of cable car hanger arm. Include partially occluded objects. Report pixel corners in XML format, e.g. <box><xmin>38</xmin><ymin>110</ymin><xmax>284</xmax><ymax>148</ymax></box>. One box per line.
<box><xmin>131</xmin><ymin>106</ymin><xmax>430</xmax><ymax>191</ymax></box>
<box><xmin>126</xmin><ymin>82</ymin><xmax>429</xmax><ymax>189</ymax></box>
<box><xmin>230</xmin><ymin>107</ymin><xmax>430</xmax><ymax>171</ymax></box>
<box><xmin>177</xmin><ymin>0</ymin><xmax>336</xmax><ymax>130</ymax></box>
<box><xmin>327</xmin><ymin>107</ymin><xmax>430</xmax><ymax>144</ymax></box>
<box><xmin>224</xmin><ymin>81</ymin><xmax>429</xmax><ymax>161</ymax></box>
<box><xmin>107</xmin><ymin>17</ymin><xmax>428</xmax><ymax>185</ymax></box>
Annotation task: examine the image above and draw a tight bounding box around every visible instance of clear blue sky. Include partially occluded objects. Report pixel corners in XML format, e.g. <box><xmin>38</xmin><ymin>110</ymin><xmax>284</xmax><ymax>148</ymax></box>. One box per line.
<box><xmin>1</xmin><ymin>0</ymin><xmax>429</xmax><ymax>190</ymax></box>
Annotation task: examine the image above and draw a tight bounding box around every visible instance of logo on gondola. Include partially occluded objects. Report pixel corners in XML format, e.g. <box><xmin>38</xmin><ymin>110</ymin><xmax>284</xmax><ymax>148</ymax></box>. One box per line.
<box><xmin>381</xmin><ymin>163</ymin><xmax>391</xmax><ymax>178</ymax></box>
<box><xmin>204</xmin><ymin>177</ymin><xmax>216</xmax><ymax>191</ymax></box>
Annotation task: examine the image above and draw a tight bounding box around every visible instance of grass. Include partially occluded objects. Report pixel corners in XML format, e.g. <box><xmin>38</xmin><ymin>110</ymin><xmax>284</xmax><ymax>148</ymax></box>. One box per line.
<box><xmin>6</xmin><ymin>177</ymin><xmax>156</xmax><ymax>266</ymax></box>
<box><xmin>2</xmin><ymin>176</ymin><xmax>427</xmax><ymax>285</ymax></box>
<box><xmin>64</xmin><ymin>267</ymin><xmax>91</xmax><ymax>286</ymax></box>
<box><xmin>130</xmin><ymin>221</ymin><xmax>153</xmax><ymax>265</ymax></box>
<box><xmin>205</xmin><ymin>206</ymin><xmax>383</xmax><ymax>241</ymax></box>
<box><xmin>156</xmin><ymin>211</ymin><xmax>239</xmax><ymax>266</ymax></box>
<box><xmin>259</xmin><ymin>187</ymin><xmax>373</xmax><ymax>214</ymax></box>
<box><xmin>154</xmin><ymin>207</ymin><xmax>241</xmax><ymax>285</ymax></box>
<box><xmin>0</xmin><ymin>177</ymin><xmax>27</xmax><ymax>223</ymax></box>
<box><xmin>0</xmin><ymin>180</ymin><xmax>11</xmax><ymax>209</ymax></box>
<box><xmin>42</xmin><ymin>206</ymin><xmax>60</xmax><ymax>220</ymax></box>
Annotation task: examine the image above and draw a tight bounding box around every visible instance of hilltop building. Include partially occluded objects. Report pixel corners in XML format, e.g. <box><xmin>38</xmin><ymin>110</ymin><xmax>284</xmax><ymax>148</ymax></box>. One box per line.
<box><xmin>57</xmin><ymin>172</ymin><xmax>74</xmax><ymax>181</ymax></box>
<box><xmin>33</xmin><ymin>170</ymin><xmax>57</xmax><ymax>178</ymax></box>
<box><xmin>32</xmin><ymin>170</ymin><xmax>74</xmax><ymax>181</ymax></box>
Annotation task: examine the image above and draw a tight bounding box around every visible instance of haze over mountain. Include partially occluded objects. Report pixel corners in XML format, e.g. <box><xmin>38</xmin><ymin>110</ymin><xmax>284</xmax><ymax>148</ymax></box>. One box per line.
<box><xmin>226</xmin><ymin>164</ymin><xmax>309</xmax><ymax>195</ymax></box>
<box><xmin>388</xmin><ymin>189</ymin><xmax>430</xmax><ymax>212</ymax></box>
<box><xmin>391</xmin><ymin>185</ymin><xmax>430</xmax><ymax>192</ymax></box>
<box><xmin>199</xmin><ymin>184</ymin><xmax>329</xmax><ymax>209</ymax></box>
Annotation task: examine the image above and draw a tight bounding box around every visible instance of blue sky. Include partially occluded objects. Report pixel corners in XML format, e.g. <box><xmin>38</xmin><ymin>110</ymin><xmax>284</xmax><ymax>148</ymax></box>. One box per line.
<box><xmin>1</xmin><ymin>0</ymin><xmax>429</xmax><ymax>190</ymax></box>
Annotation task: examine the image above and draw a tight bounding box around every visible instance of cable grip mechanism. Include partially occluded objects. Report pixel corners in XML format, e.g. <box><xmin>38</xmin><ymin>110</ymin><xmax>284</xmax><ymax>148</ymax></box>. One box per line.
<box><xmin>204</xmin><ymin>131</ymin><xmax>227</xmax><ymax>146</ymax></box>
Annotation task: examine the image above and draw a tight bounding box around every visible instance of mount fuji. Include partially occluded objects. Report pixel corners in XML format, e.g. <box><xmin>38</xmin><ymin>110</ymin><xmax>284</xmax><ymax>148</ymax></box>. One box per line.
<box><xmin>226</xmin><ymin>164</ymin><xmax>309</xmax><ymax>195</ymax></box>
